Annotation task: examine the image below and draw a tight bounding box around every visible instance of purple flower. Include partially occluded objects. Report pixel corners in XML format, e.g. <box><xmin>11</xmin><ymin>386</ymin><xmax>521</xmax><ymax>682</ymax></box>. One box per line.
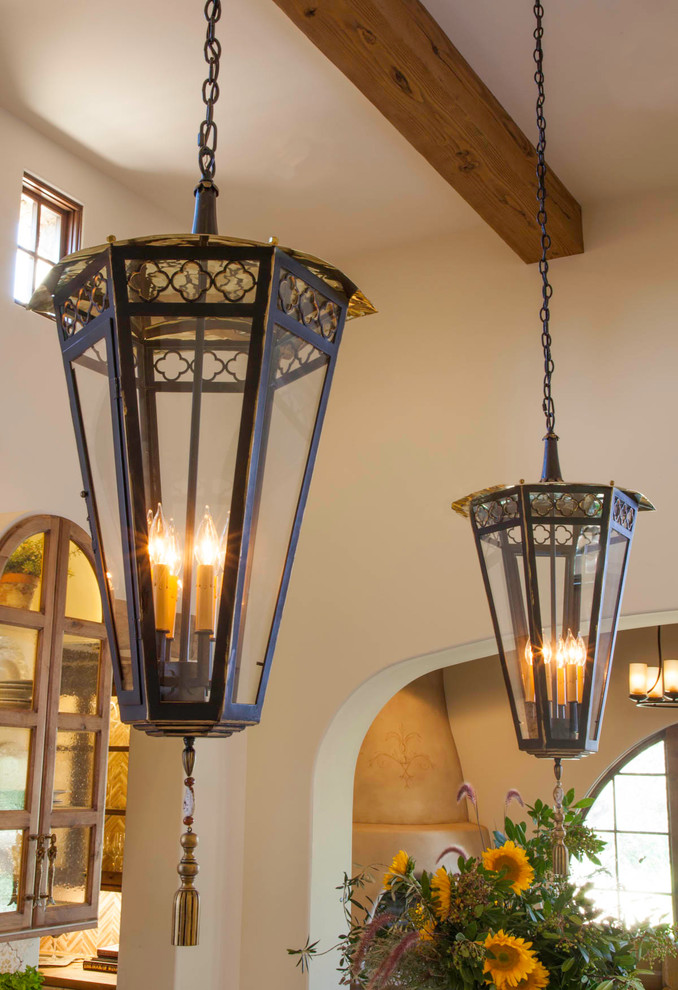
<box><xmin>435</xmin><ymin>845</ymin><xmax>467</xmax><ymax>865</ymax></box>
<box><xmin>505</xmin><ymin>789</ymin><xmax>524</xmax><ymax>808</ymax></box>
<box><xmin>367</xmin><ymin>930</ymin><xmax>420</xmax><ymax>989</ymax></box>
<box><xmin>456</xmin><ymin>781</ymin><xmax>478</xmax><ymax>807</ymax></box>
<box><xmin>351</xmin><ymin>911</ymin><xmax>397</xmax><ymax>978</ymax></box>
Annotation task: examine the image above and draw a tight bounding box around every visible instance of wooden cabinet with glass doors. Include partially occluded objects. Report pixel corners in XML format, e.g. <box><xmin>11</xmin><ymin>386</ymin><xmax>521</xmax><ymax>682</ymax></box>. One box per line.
<box><xmin>0</xmin><ymin>515</ymin><xmax>112</xmax><ymax>940</ymax></box>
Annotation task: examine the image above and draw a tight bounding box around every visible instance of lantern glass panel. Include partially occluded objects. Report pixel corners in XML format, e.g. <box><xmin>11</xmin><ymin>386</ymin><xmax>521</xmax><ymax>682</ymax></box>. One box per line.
<box><xmin>129</xmin><ymin>313</ymin><xmax>255</xmax><ymax>703</ymax></box>
<box><xmin>590</xmin><ymin>528</ymin><xmax>630</xmax><ymax>739</ymax></box>
<box><xmin>233</xmin><ymin>326</ymin><xmax>329</xmax><ymax>704</ymax></box>
<box><xmin>478</xmin><ymin>522</ymin><xmax>536</xmax><ymax>742</ymax></box>
<box><xmin>71</xmin><ymin>339</ymin><xmax>134</xmax><ymax>691</ymax></box>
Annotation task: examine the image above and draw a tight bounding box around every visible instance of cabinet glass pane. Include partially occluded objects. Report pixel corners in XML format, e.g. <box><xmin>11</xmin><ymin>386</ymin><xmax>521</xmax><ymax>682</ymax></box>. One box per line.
<box><xmin>0</xmin><ymin>625</ymin><xmax>39</xmax><ymax>709</ymax></box>
<box><xmin>108</xmin><ymin>698</ymin><xmax>130</xmax><ymax>748</ymax></box>
<box><xmin>0</xmin><ymin>534</ymin><xmax>44</xmax><ymax>612</ymax></box>
<box><xmin>65</xmin><ymin>542</ymin><xmax>102</xmax><ymax>623</ymax></box>
<box><xmin>0</xmin><ymin>830</ymin><xmax>23</xmax><ymax>912</ymax></box>
<box><xmin>50</xmin><ymin>827</ymin><xmax>91</xmax><ymax>906</ymax></box>
<box><xmin>0</xmin><ymin>727</ymin><xmax>31</xmax><ymax>810</ymax></box>
<box><xmin>59</xmin><ymin>635</ymin><xmax>101</xmax><ymax>716</ymax></box>
<box><xmin>102</xmin><ymin>815</ymin><xmax>125</xmax><ymax>874</ymax></box>
<box><xmin>105</xmin><ymin>751</ymin><xmax>128</xmax><ymax>811</ymax></box>
<box><xmin>53</xmin><ymin>730</ymin><xmax>96</xmax><ymax>809</ymax></box>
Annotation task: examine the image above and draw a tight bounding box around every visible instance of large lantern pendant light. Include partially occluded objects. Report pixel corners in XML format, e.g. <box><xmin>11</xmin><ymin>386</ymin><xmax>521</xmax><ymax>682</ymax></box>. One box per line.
<box><xmin>27</xmin><ymin>0</ymin><xmax>373</xmax><ymax>943</ymax></box>
<box><xmin>452</xmin><ymin>2</ymin><xmax>652</xmax><ymax>873</ymax></box>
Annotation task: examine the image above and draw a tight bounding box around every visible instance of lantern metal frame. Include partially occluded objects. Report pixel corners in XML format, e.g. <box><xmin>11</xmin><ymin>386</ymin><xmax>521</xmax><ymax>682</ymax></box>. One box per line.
<box><xmin>454</xmin><ymin>479</ymin><xmax>653</xmax><ymax>759</ymax></box>
<box><xmin>30</xmin><ymin>235</ymin><xmax>373</xmax><ymax>737</ymax></box>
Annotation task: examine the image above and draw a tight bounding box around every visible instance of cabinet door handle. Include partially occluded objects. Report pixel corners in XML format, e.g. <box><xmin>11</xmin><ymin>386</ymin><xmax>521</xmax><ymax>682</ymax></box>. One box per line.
<box><xmin>45</xmin><ymin>834</ymin><xmax>57</xmax><ymax>906</ymax></box>
<box><xmin>26</xmin><ymin>834</ymin><xmax>46</xmax><ymax>904</ymax></box>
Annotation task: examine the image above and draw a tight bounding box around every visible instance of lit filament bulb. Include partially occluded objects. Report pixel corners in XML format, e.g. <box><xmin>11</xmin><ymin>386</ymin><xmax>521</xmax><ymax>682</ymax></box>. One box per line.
<box><xmin>195</xmin><ymin>506</ymin><xmax>219</xmax><ymax>633</ymax></box>
<box><xmin>523</xmin><ymin>640</ymin><xmax>553</xmax><ymax>702</ymax></box>
<box><xmin>148</xmin><ymin>504</ymin><xmax>182</xmax><ymax>635</ymax></box>
<box><xmin>562</xmin><ymin>629</ymin><xmax>587</xmax><ymax>704</ymax></box>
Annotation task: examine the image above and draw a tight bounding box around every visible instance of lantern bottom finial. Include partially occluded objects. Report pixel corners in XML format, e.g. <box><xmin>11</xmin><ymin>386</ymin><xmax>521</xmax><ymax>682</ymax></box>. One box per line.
<box><xmin>172</xmin><ymin>737</ymin><xmax>200</xmax><ymax>946</ymax></box>
<box><xmin>551</xmin><ymin>758</ymin><xmax>569</xmax><ymax>877</ymax></box>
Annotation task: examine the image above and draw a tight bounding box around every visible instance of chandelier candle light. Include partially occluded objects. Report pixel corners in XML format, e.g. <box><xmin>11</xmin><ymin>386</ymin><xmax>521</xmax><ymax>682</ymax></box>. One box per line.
<box><xmin>26</xmin><ymin>0</ymin><xmax>373</xmax><ymax>944</ymax></box>
<box><xmin>452</xmin><ymin>2</ymin><xmax>652</xmax><ymax>874</ymax></box>
<box><xmin>629</xmin><ymin>626</ymin><xmax>678</xmax><ymax>706</ymax></box>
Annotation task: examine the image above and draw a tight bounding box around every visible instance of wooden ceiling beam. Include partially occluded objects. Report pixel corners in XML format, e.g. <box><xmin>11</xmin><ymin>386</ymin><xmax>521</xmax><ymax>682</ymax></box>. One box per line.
<box><xmin>271</xmin><ymin>0</ymin><xmax>583</xmax><ymax>263</ymax></box>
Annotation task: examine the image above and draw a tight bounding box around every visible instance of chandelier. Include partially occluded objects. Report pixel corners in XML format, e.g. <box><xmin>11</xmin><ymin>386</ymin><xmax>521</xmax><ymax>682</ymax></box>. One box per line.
<box><xmin>629</xmin><ymin>626</ymin><xmax>678</xmax><ymax>706</ymax></box>
<box><xmin>27</xmin><ymin>0</ymin><xmax>373</xmax><ymax>943</ymax></box>
<box><xmin>452</xmin><ymin>2</ymin><xmax>653</xmax><ymax>873</ymax></box>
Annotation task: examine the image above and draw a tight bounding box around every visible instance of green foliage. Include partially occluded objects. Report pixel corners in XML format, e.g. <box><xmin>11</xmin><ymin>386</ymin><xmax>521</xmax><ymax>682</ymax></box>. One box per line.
<box><xmin>4</xmin><ymin>538</ymin><xmax>42</xmax><ymax>577</ymax></box>
<box><xmin>289</xmin><ymin>791</ymin><xmax>677</xmax><ymax>990</ymax></box>
<box><xmin>0</xmin><ymin>967</ymin><xmax>45</xmax><ymax>990</ymax></box>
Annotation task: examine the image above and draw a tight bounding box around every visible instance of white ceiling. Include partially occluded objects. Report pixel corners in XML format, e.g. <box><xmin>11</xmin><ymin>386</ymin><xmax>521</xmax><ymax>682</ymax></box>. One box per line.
<box><xmin>1</xmin><ymin>0</ymin><xmax>676</xmax><ymax>258</ymax></box>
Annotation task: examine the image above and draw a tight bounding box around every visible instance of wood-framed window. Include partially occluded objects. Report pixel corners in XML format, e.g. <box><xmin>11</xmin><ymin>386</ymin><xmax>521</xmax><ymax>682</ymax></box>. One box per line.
<box><xmin>0</xmin><ymin>515</ymin><xmax>111</xmax><ymax>941</ymax></box>
<box><xmin>14</xmin><ymin>175</ymin><xmax>82</xmax><ymax>306</ymax></box>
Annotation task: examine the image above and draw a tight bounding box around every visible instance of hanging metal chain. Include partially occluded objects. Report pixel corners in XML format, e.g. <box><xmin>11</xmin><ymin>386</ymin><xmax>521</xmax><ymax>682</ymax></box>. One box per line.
<box><xmin>534</xmin><ymin>1</ymin><xmax>556</xmax><ymax>435</ymax></box>
<box><xmin>198</xmin><ymin>0</ymin><xmax>222</xmax><ymax>182</ymax></box>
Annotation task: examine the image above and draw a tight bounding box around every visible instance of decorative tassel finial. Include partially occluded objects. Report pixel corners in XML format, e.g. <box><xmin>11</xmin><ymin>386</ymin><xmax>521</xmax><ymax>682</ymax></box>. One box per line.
<box><xmin>551</xmin><ymin>757</ymin><xmax>569</xmax><ymax>876</ymax></box>
<box><xmin>172</xmin><ymin>736</ymin><xmax>200</xmax><ymax>946</ymax></box>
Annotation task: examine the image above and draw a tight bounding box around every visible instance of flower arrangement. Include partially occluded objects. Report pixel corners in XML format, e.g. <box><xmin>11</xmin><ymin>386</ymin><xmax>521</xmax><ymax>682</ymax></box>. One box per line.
<box><xmin>290</xmin><ymin>786</ymin><xmax>677</xmax><ymax>989</ymax></box>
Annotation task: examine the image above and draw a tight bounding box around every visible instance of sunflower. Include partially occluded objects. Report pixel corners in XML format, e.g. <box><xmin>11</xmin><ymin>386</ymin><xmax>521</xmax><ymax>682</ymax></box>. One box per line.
<box><xmin>514</xmin><ymin>961</ymin><xmax>550</xmax><ymax>990</ymax></box>
<box><xmin>482</xmin><ymin>841</ymin><xmax>535</xmax><ymax>894</ymax></box>
<box><xmin>431</xmin><ymin>867</ymin><xmax>452</xmax><ymax>921</ymax></box>
<box><xmin>483</xmin><ymin>931</ymin><xmax>538</xmax><ymax>988</ymax></box>
<box><xmin>383</xmin><ymin>849</ymin><xmax>411</xmax><ymax>889</ymax></box>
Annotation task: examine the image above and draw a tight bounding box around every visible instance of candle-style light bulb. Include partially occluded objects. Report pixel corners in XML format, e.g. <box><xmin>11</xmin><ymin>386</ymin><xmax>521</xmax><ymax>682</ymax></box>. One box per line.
<box><xmin>148</xmin><ymin>503</ymin><xmax>169</xmax><ymax>567</ymax></box>
<box><xmin>148</xmin><ymin>503</ymin><xmax>182</xmax><ymax>636</ymax></box>
<box><xmin>195</xmin><ymin>506</ymin><xmax>219</xmax><ymax>633</ymax></box>
<box><xmin>194</xmin><ymin>506</ymin><xmax>220</xmax><ymax>567</ymax></box>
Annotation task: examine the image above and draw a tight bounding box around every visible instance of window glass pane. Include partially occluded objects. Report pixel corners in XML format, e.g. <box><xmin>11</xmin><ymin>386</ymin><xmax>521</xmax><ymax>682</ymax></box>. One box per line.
<box><xmin>614</xmin><ymin>774</ymin><xmax>668</xmax><ymax>833</ymax></box>
<box><xmin>571</xmin><ymin>832</ymin><xmax>617</xmax><ymax>889</ymax></box>
<box><xmin>34</xmin><ymin>257</ymin><xmax>52</xmax><ymax>292</ymax></box>
<box><xmin>38</xmin><ymin>205</ymin><xmax>62</xmax><ymax>262</ymax></box>
<box><xmin>59</xmin><ymin>635</ymin><xmax>101</xmax><ymax>715</ymax></box>
<box><xmin>587</xmin><ymin>780</ymin><xmax>615</xmax><ymax>831</ymax></box>
<box><xmin>0</xmin><ymin>625</ymin><xmax>39</xmax><ymax>709</ymax></box>
<box><xmin>14</xmin><ymin>248</ymin><xmax>35</xmax><ymax>304</ymax></box>
<box><xmin>0</xmin><ymin>727</ymin><xmax>31</xmax><ymax>810</ymax></box>
<box><xmin>53</xmin><ymin>730</ymin><xmax>96</xmax><ymax>809</ymax></box>
<box><xmin>0</xmin><ymin>830</ymin><xmax>24</xmax><ymax>912</ymax></box>
<box><xmin>586</xmin><ymin>888</ymin><xmax>619</xmax><ymax>920</ymax></box>
<box><xmin>50</xmin><ymin>826</ymin><xmax>91</xmax><ymax>906</ymax></box>
<box><xmin>616</xmin><ymin>831</ymin><xmax>671</xmax><ymax>894</ymax></box>
<box><xmin>620</xmin><ymin>891</ymin><xmax>673</xmax><ymax>927</ymax></box>
<box><xmin>0</xmin><ymin>533</ymin><xmax>44</xmax><ymax>611</ymax></box>
<box><xmin>621</xmin><ymin>740</ymin><xmax>666</xmax><ymax>775</ymax></box>
<box><xmin>18</xmin><ymin>194</ymin><xmax>37</xmax><ymax>251</ymax></box>
<box><xmin>65</xmin><ymin>542</ymin><xmax>102</xmax><ymax>622</ymax></box>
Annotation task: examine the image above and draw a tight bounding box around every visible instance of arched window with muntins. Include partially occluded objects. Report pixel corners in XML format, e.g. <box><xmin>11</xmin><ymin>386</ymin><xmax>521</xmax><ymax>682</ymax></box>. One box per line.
<box><xmin>571</xmin><ymin>727</ymin><xmax>678</xmax><ymax>927</ymax></box>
